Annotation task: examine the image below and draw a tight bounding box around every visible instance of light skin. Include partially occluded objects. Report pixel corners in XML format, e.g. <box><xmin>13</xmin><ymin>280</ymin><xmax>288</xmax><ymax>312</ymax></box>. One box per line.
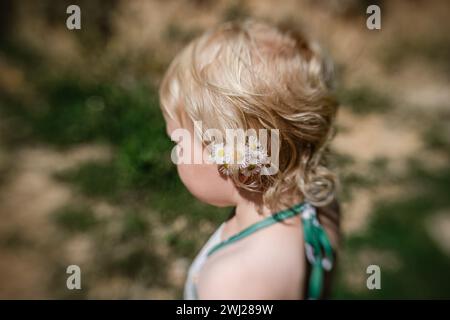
<box><xmin>164</xmin><ymin>111</ymin><xmax>306</xmax><ymax>299</ymax></box>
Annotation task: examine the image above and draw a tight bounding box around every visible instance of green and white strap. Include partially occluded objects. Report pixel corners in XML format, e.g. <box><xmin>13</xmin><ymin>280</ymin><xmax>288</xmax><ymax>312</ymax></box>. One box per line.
<box><xmin>207</xmin><ymin>203</ymin><xmax>307</xmax><ymax>257</ymax></box>
<box><xmin>301</xmin><ymin>203</ymin><xmax>334</xmax><ymax>299</ymax></box>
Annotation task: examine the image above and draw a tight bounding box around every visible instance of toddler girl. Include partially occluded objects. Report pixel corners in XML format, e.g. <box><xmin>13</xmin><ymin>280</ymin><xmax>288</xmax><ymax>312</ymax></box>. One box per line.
<box><xmin>159</xmin><ymin>20</ymin><xmax>340</xmax><ymax>300</ymax></box>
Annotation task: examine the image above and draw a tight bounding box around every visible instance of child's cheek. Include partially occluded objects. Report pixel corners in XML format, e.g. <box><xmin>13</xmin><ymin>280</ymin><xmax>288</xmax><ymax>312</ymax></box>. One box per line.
<box><xmin>176</xmin><ymin>162</ymin><xmax>235</xmax><ymax>207</ymax></box>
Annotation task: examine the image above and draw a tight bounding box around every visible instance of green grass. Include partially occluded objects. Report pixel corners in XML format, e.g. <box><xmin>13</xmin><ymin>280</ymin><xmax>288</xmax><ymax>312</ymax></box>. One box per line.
<box><xmin>120</xmin><ymin>211</ymin><xmax>150</xmax><ymax>241</ymax></box>
<box><xmin>55</xmin><ymin>161</ymin><xmax>122</xmax><ymax>199</ymax></box>
<box><xmin>380</xmin><ymin>35</ymin><xmax>450</xmax><ymax>75</ymax></box>
<box><xmin>337</xmin><ymin>85</ymin><xmax>393</xmax><ymax>114</ymax></box>
<box><xmin>222</xmin><ymin>1</ymin><xmax>249</xmax><ymax>22</ymax></box>
<box><xmin>52</xmin><ymin>205</ymin><xmax>99</xmax><ymax>233</ymax></box>
<box><xmin>423</xmin><ymin>120</ymin><xmax>450</xmax><ymax>151</ymax></box>
<box><xmin>164</xmin><ymin>23</ymin><xmax>201</xmax><ymax>45</ymax></box>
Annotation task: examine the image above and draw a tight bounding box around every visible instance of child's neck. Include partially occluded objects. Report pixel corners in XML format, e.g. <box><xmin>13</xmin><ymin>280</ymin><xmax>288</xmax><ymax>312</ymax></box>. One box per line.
<box><xmin>225</xmin><ymin>190</ymin><xmax>301</xmax><ymax>240</ymax></box>
<box><xmin>223</xmin><ymin>191</ymin><xmax>272</xmax><ymax>239</ymax></box>
<box><xmin>235</xmin><ymin>200</ymin><xmax>270</xmax><ymax>227</ymax></box>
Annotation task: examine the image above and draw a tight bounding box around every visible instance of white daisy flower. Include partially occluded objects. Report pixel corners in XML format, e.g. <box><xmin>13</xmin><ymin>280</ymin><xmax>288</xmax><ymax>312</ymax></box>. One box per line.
<box><xmin>210</xmin><ymin>143</ymin><xmax>227</xmax><ymax>164</ymax></box>
<box><xmin>247</xmin><ymin>136</ymin><xmax>260</xmax><ymax>152</ymax></box>
<box><xmin>210</xmin><ymin>143</ymin><xmax>235</xmax><ymax>176</ymax></box>
<box><xmin>235</xmin><ymin>147</ymin><xmax>248</xmax><ymax>168</ymax></box>
<box><xmin>244</xmin><ymin>136</ymin><xmax>268</xmax><ymax>166</ymax></box>
<box><xmin>210</xmin><ymin>138</ymin><xmax>269</xmax><ymax>178</ymax></box>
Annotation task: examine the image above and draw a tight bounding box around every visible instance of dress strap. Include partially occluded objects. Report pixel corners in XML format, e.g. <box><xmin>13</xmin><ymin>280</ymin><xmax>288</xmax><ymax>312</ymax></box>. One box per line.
<box><xmin>301</xmin><ymin>203</ymin><xmax>334</xmax><ymax>299</ymax></box>
<box><xmin>207</xmin><ymin>202</ymin><xmax>307</xmax><ymax>257</ymax></box>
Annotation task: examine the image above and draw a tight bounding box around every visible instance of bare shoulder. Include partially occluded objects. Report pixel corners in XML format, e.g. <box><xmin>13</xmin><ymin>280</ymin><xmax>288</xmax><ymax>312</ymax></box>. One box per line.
<box><xmin>197</xmin><ymin>217</ymin><xmax>306</xmax><ymax>299</ymax></box>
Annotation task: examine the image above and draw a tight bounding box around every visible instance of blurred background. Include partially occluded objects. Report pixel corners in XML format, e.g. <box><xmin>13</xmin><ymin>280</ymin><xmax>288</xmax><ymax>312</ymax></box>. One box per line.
<box><xmin>0</xmin><ymin>0</ymin><xmax>449</xmax><ymax>299</ymax></box>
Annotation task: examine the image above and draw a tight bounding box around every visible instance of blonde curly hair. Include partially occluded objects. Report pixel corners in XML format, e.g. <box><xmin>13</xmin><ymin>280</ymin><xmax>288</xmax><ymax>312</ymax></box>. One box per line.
<box><xmin>159</xmin><ymin>20</ymin><xmax>339</xmax><ymax>209</ymax></box>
